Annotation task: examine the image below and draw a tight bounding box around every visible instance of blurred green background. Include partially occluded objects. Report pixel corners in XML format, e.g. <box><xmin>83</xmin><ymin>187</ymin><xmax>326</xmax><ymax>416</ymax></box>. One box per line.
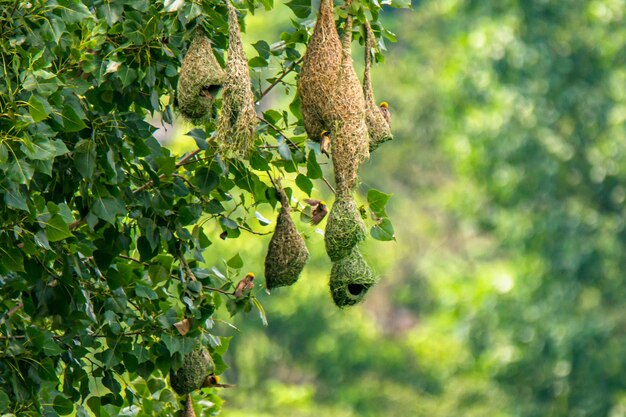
<box><xmin>174</xmin><ymin>1</ymin><xmax>626</xmax><ymax>415</ymax></box>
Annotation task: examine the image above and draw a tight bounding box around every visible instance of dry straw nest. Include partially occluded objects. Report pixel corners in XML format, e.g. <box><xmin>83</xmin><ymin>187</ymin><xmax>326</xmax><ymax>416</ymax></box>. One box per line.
<box><xmin>177</xmin><ymin>31</ymin><xmax>226</xmax><ymax>121</ymax></box>
<box><xmin>329</xmin><ymin>247</ymin><xmax>377</xmax><ymax>307</ymax></box>
<box><xmin>363</xmin><ymin>21</ymin><xmax>392</xmax><ymax>152</ymax></box>
<box><xmin>265</xmin><ymin>189</ymin><xmax>310</xmax><ymax>289</ymax></box>
<box><xmin>297</xmin><ymin>0</ymin><xmax>342</xmax><ymax>140</ymax></box>
<box><xmin>170</xmin><ymin>347</ymin><xmax>214</xmax><ymax>395</ymax></box>
<box><xmin>215</xmin><ymin>1</ymin><xmax>258</xmax><ymax>157</ymax></box>
<box><xmin>329</xmin><ymin>8</ymin><xmax>369</xmax><ymax>195</ymax></box>
<box><xmin>325</xmin><ymin>195</ymin><xmax>366</xmax><ymax>261</ymax></box>
<box><xmin>182</xmin><ymin>394</ymin><xmax>197</xmax><ymax>417</ymax></box>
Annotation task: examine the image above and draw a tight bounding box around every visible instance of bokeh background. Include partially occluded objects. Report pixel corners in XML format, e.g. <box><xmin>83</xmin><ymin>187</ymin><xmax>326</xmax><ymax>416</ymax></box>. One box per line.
<box><xmin>166</xmin><ymin>1</ymin><xmax>626</xmax><ymax>415</ymax></box>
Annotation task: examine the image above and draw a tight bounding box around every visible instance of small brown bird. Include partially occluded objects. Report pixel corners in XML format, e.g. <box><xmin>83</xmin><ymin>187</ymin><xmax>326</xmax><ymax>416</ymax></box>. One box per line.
<box><xmin>202</xmin><ymin>374</ymin><xmax>236</xmax><ymax>388</ymax></box>
<box><xmin>320</xmin><ymin>130</ymin><xmax>331</xmax><ymax>158</ymax></box>
<box><xmin>379</xmin><ymin>101</ymin><xmax>391</xmax><ymax>125</ymax></box>
<box><xmin>304</xmin><ymin>199</ymin><xmax>329</xmax><ymax>225</ymax></box>
<box><xmin>234</xmin><ymin>272</ymin><xmax>255</xmax><ymax>298</ymax></box>
<box><xmin>199</xmin><ymin>84</ymin><xmax>222</xmax><ymax>100</ymax></box>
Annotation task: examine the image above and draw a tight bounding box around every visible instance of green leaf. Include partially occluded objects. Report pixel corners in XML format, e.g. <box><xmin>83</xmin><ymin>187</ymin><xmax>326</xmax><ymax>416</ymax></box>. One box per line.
<box><xmin>45</xmin><ymin>214</ymin><xmax>73</xmax><ymax>242</ymax></box>
<box><xmin>193</xmin><ymin>167</ymin><xmax>219</xmax><ymax>193</ymax></box>
<box><xmin>295</xmin><ymin>174</ymin><xmax>313</xmax><ymax>196</ymax></box>
<box><xmin>370</xmin><ymin>218</ymin><xmax>396</xmax><ymax>241</ymax></box>
<box><xmin>220</xmin><ymin>217</ymin><xmax>239</xmax><ymax>230</ymax></box>
<box><xmin>3</xmin><ymin>182</ymin><xmax>29</xmax><ymax>211</ymax></box>
<box><xmin>277</xmin><ymin>137</ymin><xmax>292</xmax><ymax>161</ymax></box>
<box><xmin>74</xmin><ymin>140</ymin><xmax>96</xmax><ymax>179</ymax></box>
<box><xmin>249</xmin><ymin>56</ymin><xmax>269</xmax><ymax>68</ymax></box>
<box><xmin>7</xmin><ymin>159</ymin><xmax>34</xmax><ymax>185</ymax></box>
<box><xmin>251</xmin><ymin>297</ymin><xmax>268</xmax><ymax>326</ymax></box>
<box><xmin>29</xmin><ymin>95</ymin><xmax>48</xmax><ymax>122</ymax></box>
<box><xmin>367</xmin><ymin>189</ymin><xmax>392</xmax><ymax>217</ymax></box>
<box><xmin>43</xmin><ymin>337</ymin><xmax>64</xmax><ymax>356</ymax></box>
<box><xmin>92</xmin><ymin>197</ymin><xmax>125</xmax><ymax>224</ymax></box>
<box><xmin>255</xmin><ymin>211</ymin><xmax>271</xmax><ymax>226</ymax></box>
<box><xmin>21</xmin><ymin>137</ymin><xmax>57</xmax><ymax>160</ymax></box>
<box><xmin>61</xmin><ymin>105</ymin><xmax>87</xmax><ymax>132</ymax></box>
<box><xmin>135</xmin><ymin>283</ymin><xmax>158</xmax><ymax>300</ymax></box>
<box><xmin>186</xmin><ymin>128</ymin><xmax>208</xmax><ymax>150</ymax></box>
<box><xmin>286</xmin><ymin>0</ymin><xmax>311</xmax><ymax>18</ymax></box>
<box><xmin>253</xmin><ymin>40</ymin><xmax>271</xmax><ymax>59</ymax></box>
<box><xmin>53</xmin><ymin>394</ymin><xmax>74</xmax><ymax>415</ymax></box>
<box><xmin>0</xmin><ymin>240</ymin><xmax>24</xmax><ymax>272</ymax></box>
<box><xmin>227</xmin><ymin>253</ymin><xmax>244</xmax><ymax>269</ymax></box>
<box><xmin>306</xmin><ymin>150</ymin><xmax>323</xmax><ymax>179</ymax></box>
<box><xmin>161</xmin><ymin>333</ymin><xmax>181</xmax><ymax>355</ymax></box>
<box><xmin>0</xmin><ymin>389</ymin><xmax>9</xmax><ymax>412</ymax></box>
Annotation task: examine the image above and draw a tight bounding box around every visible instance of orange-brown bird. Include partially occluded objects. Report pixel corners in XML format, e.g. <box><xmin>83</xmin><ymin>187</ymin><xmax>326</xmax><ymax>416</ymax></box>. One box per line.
<box><xmin>320</xmin><ymin>130</ymin><xmax>331</xmax><ymax>158</ymax></box>
<box><xmin>234</xmin><ymin>272</ymin><xmax>255</xmax><ymax>298</ymax></box>
<box><xmin>202</xmin><ymin>374</ymin><xmax>236</xmax><ymax>388</ymax></box>
<box><xmin>199</xmin><ymin>84</ymin><xmax>221</xmax><ymax>100</ymax></box>
<box><xmin>304</xmin><ymin>199</ymin><xmax>328</xmax><ymax>225</ymax></box>
<box><xmin>379</xmin><ymin>101</ymin><xmax>391</xmax><ymax>125</ymax></box>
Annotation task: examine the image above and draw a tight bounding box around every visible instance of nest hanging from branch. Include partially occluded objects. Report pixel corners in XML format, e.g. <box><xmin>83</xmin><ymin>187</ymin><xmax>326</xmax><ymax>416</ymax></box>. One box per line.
<box><xmin>215</xmin><ymin>1</ymin><xmax>258</xmax><ymax>157</ymax></box>
<box><xmin>325</xmin><ymin>194</ymin><xmax>366</xmax><ymax>261</ymax></box>
<box><xmin>363</xmin><ymin>21</ymin><xmax>392</xmax><ymax>152</ymax></box>
<box><xmin>329</xmin><ymin>7</ymin><xmax>369</xmax><ymax>196</ymax></box>
<box><xmin>265</xmin><ymin>188</ymin><xmax>310</xmax><ymax>290</ymax></box>
<box><xmin>329</xmin><ymin>247</ymin><xmax>377</xmax><ymax>307</ymax></box>
<box><xmin>297</xmin><ymin>0</ymin><xmax>342</xmax><ymax>141</ymax></box>
<box><xmin>181</xmin><ymin>394</ymin><xmax>197</xmax><ymax>417</ymax></box>
<box><xmin>177</xmin><ymin>31</ymin><xmax>226</xmax><ymax>121</ymax></box>
<box><xmin>170</xmin><ymin>347</ymin><xmax>215</xmax><ymax>395</ymax></box>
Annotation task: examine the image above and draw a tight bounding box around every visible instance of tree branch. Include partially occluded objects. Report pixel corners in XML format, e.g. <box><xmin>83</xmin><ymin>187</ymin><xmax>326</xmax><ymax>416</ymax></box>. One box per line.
<box><xmin>257</xmin><ymin>57</ymin><xmax>303</xmax><ymax>101</ymax></box>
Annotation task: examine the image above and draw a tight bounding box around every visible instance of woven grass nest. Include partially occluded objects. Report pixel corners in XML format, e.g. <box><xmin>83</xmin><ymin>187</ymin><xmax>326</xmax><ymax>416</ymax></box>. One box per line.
<box><xmin>170</xmin><ymin>347</ymin><xmax>215</xmax><ymax>395</ymax></box>
<box><xmin>265</xmin><ymin>189</ymin><xmax>309</xmax><ymax>290</ymax></box>
<box><xmin>182</xmin><ymin>394</ymin><xmax>197</xmax><ymax>417</ymax></box>
<box><xmin>177</xmin><ymin>31</ymin><xmax>226</xmax><ymax>122</ymax></box>
<box><xmin>297</xmin><ymin>0</ymin><xmax>342</xmax><ymax>141</ymax></box>
<box><xmin>325</xmin><ymin>195</ymin><xmax>366</xmax><ymax>261</ymax></box>
<box><xmin>329</xmin><ymin>8</ymin><xmax>369</xmax><ymax>195</ymax></box>
<box><xmin>329</xmin><ymin>247</ymin><xmax>377</xmax><ymax>307</ymax></box>
<box><xmin>363</xmin><ymin>21</ymin><xmax>392</xmax><ymax>152</ymax></box>
<box><xmin>215</xmin><ymin>1</ymin><xmax>258</xmax><ymax>157</ymax></box>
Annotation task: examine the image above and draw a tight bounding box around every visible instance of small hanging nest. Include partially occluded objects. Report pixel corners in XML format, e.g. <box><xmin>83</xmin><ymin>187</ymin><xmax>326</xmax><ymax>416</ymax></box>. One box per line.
<box><xmin>329</xmin><ymin>7</ymin><xmax>369</xmax><ymax>196</ymax></box>
<box><xmin>215</xmin><ymin>1</ymin><xmax>258</xmax><ymax>156</ymax></box>
<box><xmin>363</xmin><ymin>21</ymin><xmax>392</xmax><ymax>152</ymax></box>
<box><xmin>297</xmin><ymin>0</ymin><xmax>342</xmax><ymax>140</ymax></box>
<box><xmin>329</xmin><ymin>247</ymin><xmax>377</xmax><ymax>307</ymax></box>
<box><xmin>170</xmin><ymin>347</ymin><xmax>215</xmax><ymax>395</ymax></box>
<box><xmin>177</xmin><ymin>31</ymin><xmax>226</xmax><ymax>121</ymax></box>
<box><xmin>265</xmin><ymin>188</ymin><xmax>309</xmax><ymax>290</ymax></box>
<box><xmin>181</xmin><ymin>394</ymin><xmax>197</xmax><ymax>417</ymax></box>
<box><xmin>325</xmin><ymin>195</ymin><xmax>366</xmax><ymax>261</ymax></box>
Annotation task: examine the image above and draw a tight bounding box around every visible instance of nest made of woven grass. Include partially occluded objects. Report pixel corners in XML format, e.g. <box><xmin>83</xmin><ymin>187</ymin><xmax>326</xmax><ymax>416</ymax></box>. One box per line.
<box><xmin>363</xmin><ymin>20</ymin><xmax>392</xmax><ymax>152</ymax></box>
<box><xmin>325</xmin><ymin>194</ymin><xmax>366</xmax><ymax>261</ymax></box>
<box><xmin>215</xmin><ymin>1</ymin><xmax>258</xmax><ymax>157</ymax></box>
<box><xmin>329</xmin><ymin>247</ymin><xmax>377</xmax><ymax>307</ymax></box>
<box><xmin>177</xmin><ymin>31</ymin><xmax>226</xmax><ymax>122</ymax></box>
<box><xmin>170</xmin><ymin>347</ymin><xmax>215</xmax><ymax>395</ymax></box>
<box><xmin>265</xmin><ymin>189</ymin><xmax>310</xmax><ymax>289</ymax></box>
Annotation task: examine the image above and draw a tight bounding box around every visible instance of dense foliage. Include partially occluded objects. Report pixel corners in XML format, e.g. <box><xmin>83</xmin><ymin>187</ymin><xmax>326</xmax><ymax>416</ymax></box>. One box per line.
<box><xmin>0</xmin><ymin>0</ymin><xmax>404</xmax><ymax>415</ymax></box>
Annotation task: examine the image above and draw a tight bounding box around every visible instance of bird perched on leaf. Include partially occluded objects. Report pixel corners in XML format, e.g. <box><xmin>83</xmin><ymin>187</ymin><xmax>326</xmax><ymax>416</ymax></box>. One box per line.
<box><xmin>320</xmin><ymin>130</ymin><xmax>331</xmax><ymax>158</ymax></box>
<box><xmin>202</xmin><ymin>374</ymin><xmax>235</xmax><ymax>388</ymax></box>
<box><xmin>304</xmin><ymin>199</ymin><xmax>328</xmax><ymax>225</ymax></box>
<box><xmin>234</xmin><ymin>272</ymin><xmax>255</xmax><ymax>298</ymax></box>
<box><xmin>379</xmin><ymin>101</ymin><xmax>391</xmax><ymax>125</ymax></box>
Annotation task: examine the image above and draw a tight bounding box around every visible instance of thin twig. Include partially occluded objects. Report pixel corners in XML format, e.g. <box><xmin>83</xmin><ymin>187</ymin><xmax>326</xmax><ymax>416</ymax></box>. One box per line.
<box><xmin>0</xmin><ymin>302</ymin><xmax>23</xmax><ymax>326</ymax></box>
<box><xmin>134</xmin><ymin>149</ymin><xmax>202</xmax><ymax>193</ymax></box>
<box><xmin>257</xmin><ymin>115</ymin><xmax>300</xmax><ymax>149</ymax></box>
<box><xmin>238</xmin><ymin>223</ymin><xmax>272</xmax><ymax>236</ymax></box>
<box><xmin>179</xmin><ymin>253</ymin><xmax>197</xmax><ymax>282</ymax></box>
<box><xmin>257</xmin><ymin>57</ymin><xmax>303</xmax><ymax>101</ymax></box>
<box><xmin>322</xmin><ymin>176</ymin><xmax>336</xmax><ymax>194</ymax></box>
<box><xmin>203</xmin><ymin>286</ymin><xmax>233</xmax><ymax>296</ymax></box>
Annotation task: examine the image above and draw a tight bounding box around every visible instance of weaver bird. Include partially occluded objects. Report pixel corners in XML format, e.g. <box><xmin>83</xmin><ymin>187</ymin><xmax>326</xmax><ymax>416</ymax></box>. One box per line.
<box><xmin>304</xmin><ymin>199</ymin><xmax>328</xmax><ymax>225</ymax></box>
<box><xmin>202</xmin><ymin>374</ymin><xmax>235</xmax><ymax>388</ymax></box>
<box><xmin>199</xmin><ymin>84</ymin><xmax>222</xmax><ymax>100</ymax></box>
<box><xmin>379</xmin><ymin>101</ymin><xmax>391</xmax><ymax>125</ymax></box>
<box><xmin>234</xmin><ymin>272</ymin><xmax>255</xmax><ymax>298</ymax></box>
<box><xmin>320</xmin><ymin>130</ymin><xmax>331</xmax><ymax>158</ymax></box>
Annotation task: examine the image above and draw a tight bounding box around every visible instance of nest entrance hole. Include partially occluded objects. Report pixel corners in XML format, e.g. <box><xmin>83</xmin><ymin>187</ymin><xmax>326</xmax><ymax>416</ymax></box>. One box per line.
<box><xmin>347</xmin><ymin>283</ymin><xmax>366</xmax><ymax>296</ymax></box>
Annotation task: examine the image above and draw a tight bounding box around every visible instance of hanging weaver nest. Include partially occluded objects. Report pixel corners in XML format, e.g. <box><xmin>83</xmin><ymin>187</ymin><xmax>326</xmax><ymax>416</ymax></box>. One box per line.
<box><xmin>363</xmin><ymin>21</ymin><xmax>392</xmax><ymax>152</ymax></box>
<box><xmin>170</xmin><ymin>347</ymin><xmax>214</xmax><ymax>395</ymax></box>
<box><xmin>265</xmin><ymin>189</ymin><xmax>310</xmax><ymax>289</ymax></box>
<box><xmin>177</xmin><ymin>31</ymin><xmax>226</xmax><ymax>121</ymax></box>
<box><xmin>297</xmin><ymin>0</ymin><xmax>342</xmax><ymax>140</ymax></box>
<box><xmin>215</xmin><ymin>1</ymin><xmax>258</xmax><ymax>157</ymax></box>
<box><xmin>325</xmin><ymin>195</ymin><xmax>366</xmax><ymax>261</ymax></box>
<box><xmin>329</xmin><ymin>7</ymin><xmax>369</xmax><ymax>196</ymax></box>
<box><xmin>329</xmin><ymin>247</ymin><xmax>377</xmax><ymax>307</ymax></box>
<box><xmin>181</xmin><ymin>394</ymin><xmax>197</xmax><ymax>417</ymax></box>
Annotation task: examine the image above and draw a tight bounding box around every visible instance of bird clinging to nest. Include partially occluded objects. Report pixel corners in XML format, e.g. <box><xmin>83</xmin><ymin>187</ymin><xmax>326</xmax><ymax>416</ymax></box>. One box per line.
<box><xmin>379</xmin><ymin>101</ymin><xmax>391</xmax><ymax>125</ymax></box>
<box><xmin>305</xmin><ymin>199</ymin><xmax>329</xmax><ymax>225</ymax></box>
<box><xmin>320</xmin><ymin>130</ymin><xmax>331</xmax><ymax>157</ymax></box>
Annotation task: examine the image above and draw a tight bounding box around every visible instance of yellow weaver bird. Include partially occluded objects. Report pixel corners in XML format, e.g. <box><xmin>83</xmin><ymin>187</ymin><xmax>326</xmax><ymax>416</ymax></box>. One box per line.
<box><xmin>202</xmin><ymin>374</ymin><xmax>235</xmax><ymax>388</ymax></box>
<box><xmin>320</xmin><ymin>130</ymin><xmax>331</xmax><ymax>158</ymax></box>
<box><xmin>304</xmin><ymin>199</ymin><xmax>328</xmax><ymax>225</ymax></box>
<box><xmin>234</xmin><ymin>272</ymin><xmax>255</xmax><ymax>298</ymax></box>
<box><xmin>379</xmin><ymin>101</ymin><xmax>391</xmax><ymax>125</ymax></box>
